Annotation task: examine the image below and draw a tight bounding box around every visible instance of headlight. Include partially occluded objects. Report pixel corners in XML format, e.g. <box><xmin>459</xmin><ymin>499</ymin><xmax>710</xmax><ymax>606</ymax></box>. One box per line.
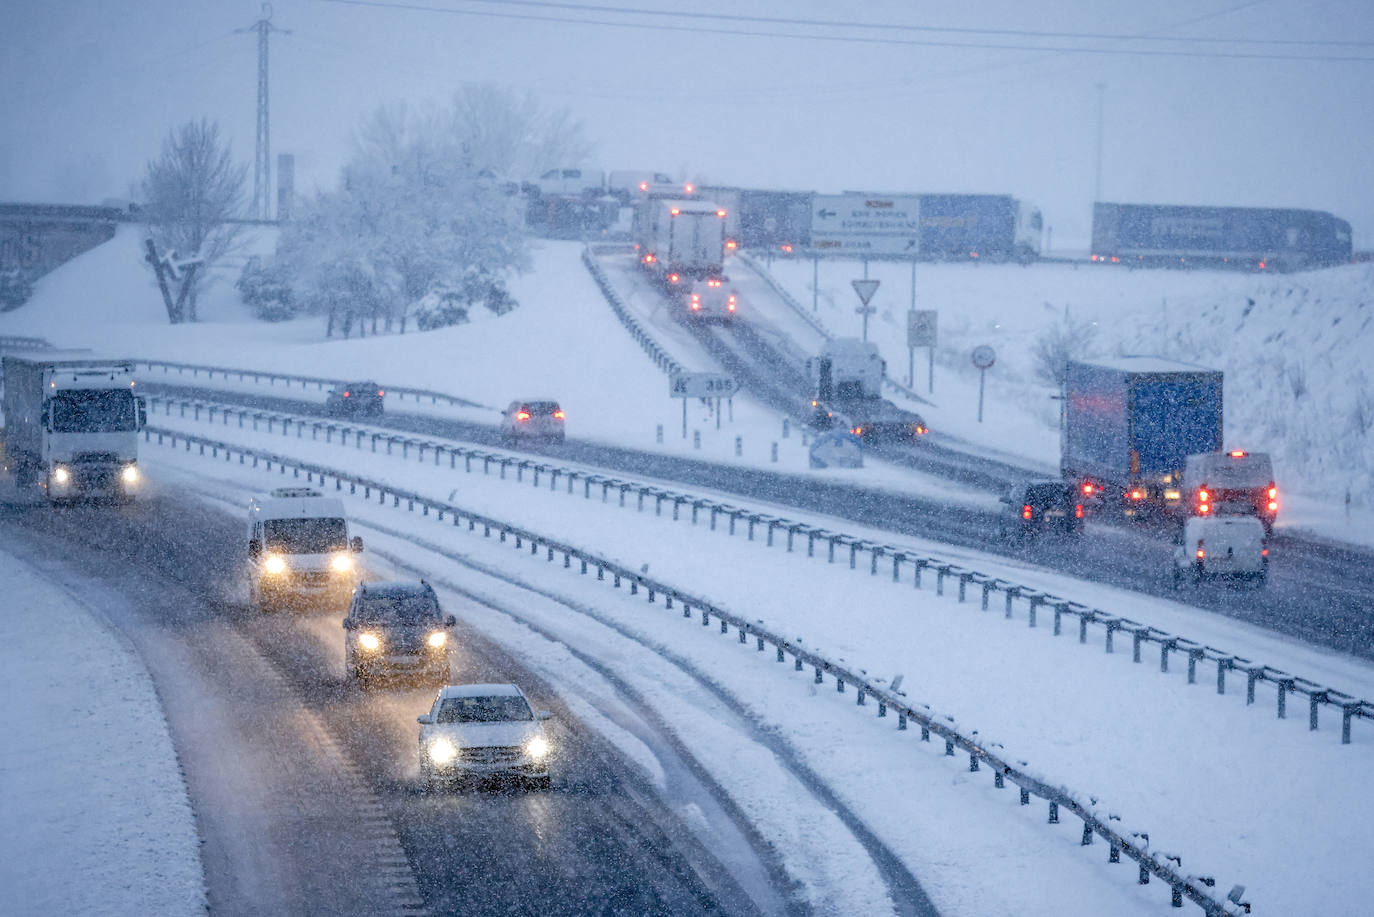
<box><xmin>122</xmin><ymin>465</ymin><xmax>139</xmax><ymax>484</ymax></box>
<box><xmin>52</xmin><ymin>466</ymin><xmax>70</xmax><ymax>484</ymax></box>
<box><xmin>427</xmin><ymin>631</ymin><xmax>447</xmax><ymax>648</ymax></box>
<box><xmin>526</xmin><ymin>735</ymin><xmax>550</xmax><ymax>760</ymax></box>
<box><xmin>263</xmin><ymin>554</ymin><xmax>287</xmax><ymax>574</ymax></box>
<box><xmin>428</xmin><ymin>738</ymin><xmax>457</xmax><ymax>764</ymax></box>
<box><xmin>358</xmin><ymin>632</ymin><xmax>381</xmax><ymax>651</ymax></box>
<box><xmin>331</xmin><ymin>554</ymin><xmax>353</xmax><ymax>573</ymax></box>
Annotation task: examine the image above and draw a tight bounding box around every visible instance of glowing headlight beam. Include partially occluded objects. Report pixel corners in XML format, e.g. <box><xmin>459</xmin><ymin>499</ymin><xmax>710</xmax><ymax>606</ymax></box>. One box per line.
<box><xmin>52</xmin><ymin>467</ymin><xmax>70</xmax><ymax>484</ymax></box>
<box><xmin>121</xmin><ymin>465</ymin><xmax>139</xmax><ymax>484</ymax></box>
<box><xmin>428</xmin><ymin>738</ymin><xmax>457</xmax><ymax>764</ymax></box>
<box><xmin>263</xmin><ymin>554</ymin><xmax>287</xmax><ymax>574</ymax></box>
<box><xmin>358</xmin><ymin>633</ymin><xmax>381</xmax><ymax>651</ymax></box>
<box><xmin>526</xmin><ymin>736</ymin><xmax>550</xmax><ymax>760</ymax></box>
<box><xmin>331</xmin><ymin>554</ymin><xmax>353</xmax><ymax>573</ymax></box>
<box><xmin>427</xmin><ymin>631</ymin><xmax>447</xmax><ymax>648</ymax></box>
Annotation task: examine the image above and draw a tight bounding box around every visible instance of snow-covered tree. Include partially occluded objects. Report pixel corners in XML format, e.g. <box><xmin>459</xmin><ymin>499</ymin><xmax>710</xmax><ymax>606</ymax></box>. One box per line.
<box><xmin>274</xmin><ymin>86</ymin><xmax>577</xmax><ymax>335</ymax></box>
<box><xmin>140</xmin><ymin>119</ymin><xmax>247</xmax><ymax>322</ymax></box>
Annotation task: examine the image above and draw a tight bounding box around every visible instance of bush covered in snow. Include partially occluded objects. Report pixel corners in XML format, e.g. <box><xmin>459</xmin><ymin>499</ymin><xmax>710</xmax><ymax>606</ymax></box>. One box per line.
<box><xmin>235</xmin><ymin>256</ymin><xmax>296</xmax><ymax>321</ymax></box>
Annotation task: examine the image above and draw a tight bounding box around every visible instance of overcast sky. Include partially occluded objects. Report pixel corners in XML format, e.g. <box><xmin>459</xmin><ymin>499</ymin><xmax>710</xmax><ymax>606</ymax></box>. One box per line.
<box><xmin>4</xmin><ymin>0</ymin><xmax>1372</xmax><ymax>246</ymax></box>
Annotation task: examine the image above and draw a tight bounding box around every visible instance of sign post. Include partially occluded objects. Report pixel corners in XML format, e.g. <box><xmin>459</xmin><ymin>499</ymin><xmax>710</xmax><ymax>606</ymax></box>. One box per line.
<box><xmin>852</xmin><ymin>278</ymin><xmax>880</xmax><ymax>342</ymax></box>
<box><xmin>670</xmin><ymin>373</ymin><xmax>740</xmax><ymax>439</ymax></box>
<box><xmin>971</xmin><ymin>345</ymin><xmax>996</xmax><ymax>423</ymax></box>
<box><xmin>907</xmin><ymin>308</ymin><xmax>937</xmax><ymax>393</ymax></box>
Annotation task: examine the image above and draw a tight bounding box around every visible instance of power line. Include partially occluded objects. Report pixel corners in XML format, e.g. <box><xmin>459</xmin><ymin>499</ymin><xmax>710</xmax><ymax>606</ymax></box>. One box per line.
<box><xmin>311</xmin><ymin>0</ymin><xmax>1374</xmax><ymax>61</ymax></box>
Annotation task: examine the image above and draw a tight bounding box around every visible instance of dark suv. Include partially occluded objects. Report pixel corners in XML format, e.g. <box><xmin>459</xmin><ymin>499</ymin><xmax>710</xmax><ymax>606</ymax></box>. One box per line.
<box><xmin>326</xmin><ymin>381</ymin><xmax>385</xmax><ymax>419</ymax></box>
<box><xmin>999</xmin><ymin>481</ymin><xmax>1084</xmax><ymax>538</ymax></box>
<box><xmin>342</xmin><ymin>581</ymin><xmax>455</xmax><ymax>684</ymax></box>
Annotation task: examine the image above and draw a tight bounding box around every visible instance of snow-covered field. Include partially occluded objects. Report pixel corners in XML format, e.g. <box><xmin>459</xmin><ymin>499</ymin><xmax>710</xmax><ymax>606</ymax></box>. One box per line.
<box><xmin>2</xmin><ymin>228</ymin><xmax>1373</xmax><ymax>915</ymax></box>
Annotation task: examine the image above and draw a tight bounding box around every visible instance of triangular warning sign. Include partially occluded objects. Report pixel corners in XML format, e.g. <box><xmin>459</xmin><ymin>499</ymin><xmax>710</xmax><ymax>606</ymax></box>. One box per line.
<box><xmin>851</xmin><ymin>279</ymin><xmax>881</xmax><ymax>306</ymax></box>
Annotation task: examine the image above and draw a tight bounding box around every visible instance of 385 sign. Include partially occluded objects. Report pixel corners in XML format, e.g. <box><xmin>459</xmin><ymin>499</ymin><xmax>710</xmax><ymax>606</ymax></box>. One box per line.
<box><xmin>669</xmin><ymin>373</ymin><xmax>739</xmax><ymax>398</ymax></box>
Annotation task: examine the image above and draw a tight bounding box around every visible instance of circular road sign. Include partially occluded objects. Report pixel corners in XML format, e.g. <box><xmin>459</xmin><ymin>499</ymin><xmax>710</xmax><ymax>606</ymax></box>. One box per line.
<box><xmin>971</xmin><ymin>345</ymin><xmax>996</xmax><ymax>369</ymax></box>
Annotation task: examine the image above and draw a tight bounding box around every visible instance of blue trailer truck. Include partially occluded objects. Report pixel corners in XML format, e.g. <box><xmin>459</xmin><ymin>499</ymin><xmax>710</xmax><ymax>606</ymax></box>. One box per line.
<box><xmin>1060</xmin><ymin>356</ymin><xmax>1223</xmax><ymax>521</ymax></box>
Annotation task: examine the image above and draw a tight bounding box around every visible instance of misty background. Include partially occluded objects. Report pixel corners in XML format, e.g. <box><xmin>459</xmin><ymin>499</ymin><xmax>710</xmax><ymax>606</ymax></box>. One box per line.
<box><xmin>4</xmin><ymin>0</ymin><xmax>1372</xmax><ymax>248</ymax></box>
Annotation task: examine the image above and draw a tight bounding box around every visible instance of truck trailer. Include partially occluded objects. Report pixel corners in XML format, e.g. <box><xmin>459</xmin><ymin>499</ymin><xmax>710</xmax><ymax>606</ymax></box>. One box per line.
<box><xmin>1061</xmin><ymin>356</ymin><xmax>1222</xmax><ymax>519</ymax></box>
<box><xmin>633</xmin><ymin>197</ymin><xmax>728</xmax><ymax>288</ymax></box>
<box><xmin>1</xmin><ymin>352</ymin><xmax>146</xmax><ymax>501</ymax></box>
<box><xmin>807</xmin><ymin>339</ymin><xmax>928</xmax><ymax>442</ymax></box>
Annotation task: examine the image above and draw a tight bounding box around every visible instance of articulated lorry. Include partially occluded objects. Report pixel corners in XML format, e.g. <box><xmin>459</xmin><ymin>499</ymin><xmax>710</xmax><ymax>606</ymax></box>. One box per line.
<box><xmin>1061</xmin><ymin>356</ymin><xmax>1223</xmax><ymax>520</ymax></box>
<box><xmin>807</xmin><ymin>339</ymin><xmax>928</xmax><ymax>442</ymax></box>
<box><xmin>1</xmin><ymin>352</ymin><xmax>146</xmax><ymax>501</ymax></box>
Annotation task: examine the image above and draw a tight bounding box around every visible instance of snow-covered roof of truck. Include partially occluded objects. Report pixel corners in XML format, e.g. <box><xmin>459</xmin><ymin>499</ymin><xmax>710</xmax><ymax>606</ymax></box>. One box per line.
<box><xmin>1073</xmin><ymin>355</ymin><xmax>1220</xmax><ymax>374</ymax></box>
<box><xmin>249</xmin><ymin>487</ymin><xmax>347</xmax><ymax>520</ymax></box>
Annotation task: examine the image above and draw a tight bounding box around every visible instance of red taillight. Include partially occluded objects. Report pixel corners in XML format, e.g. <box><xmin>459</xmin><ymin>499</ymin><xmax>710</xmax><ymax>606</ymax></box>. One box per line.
<box><xmin>638</xmin><ymin>181</ymin><xmax>648</xmax><ymax>191</ymax></box>
<box><xmin>516</xmin><ymin>411</ymin><xmax>531</xmax><ymax>421</ymax></box>
<box><xmin>643</xmin><ymin>253</ymin><xmax>656</xmax><ymax>264</ymax></box>
<box><xmin>725</xmin><ymin>240</ymin><xmax>738</xmax><ymax>251</ymax></box>
<box><xmin>1267</xmin><ymin>501</ymin><xmax>1278</xmax><ymax>512</ymax></box>
<box><xmin>781</xmin><ymin>244</ymin><xmax>793</xmax><ymax>253</ymax></box>
<box><xmin>1198</xmin><ymin>489</ymin><xmax>1209</xmax><ymax>503</ymax></box>
<box><xmin>969</xmin><ymin>251</ymin><xmax>979</xmax><ymax>258</ymax></box>
<box><xmin>1268</xmin><ymin>485</ymin><xmax>1277</xmax><ymax>500</ymax></box>
<box><xmin>716</xmin><ymin>209</ymin><xmax>727</xmax><ymax>218</ymax></box>
<box><xmin>670</xmin><ymin>207</ymin><xmax>681</xmax><ymax>216</ymax></box>
<box><xmin>915</xmin><ymin>425</ymin><xmax>928</xmax><ymax>435</ymax></box>
<box><xmin>727</xmin><ymin>302</ymin><xmax>736</xmax><ymax>312</ymax></box>
<box><xmin>1075</xmin><ymin>504</ymin><xmax>1084</xmax><ymax>518</ymax></box>
<box><xmin>1091</xmin><ymin>254</ymin><xmax>1100</xmax><ymax>262</ymax></box>
<box><xmin>1230</xmin><ymin>449</ymin><xmax>1247</xmax><ymax>458</ymax></box>
<box><xmin>1259</xmin><ymin>261</ymin><xmax>1267</xmax><ymax>270</ymax></box>
<box><xmin>684</xmin><ymin>183</ymin><xmax>694</xmax><ymax>194</ymax></box>
<box><xmin>553</xmin><ymin>410</ymin><xmax>565</xmax><ymax>420</ymax></box>
<box><xmin>1262</xmin><ymin>547</ymin><xmax>1269</xmax><ymax>557</ymax></box>
<box><xmin>1196</xmin><ymin>548</ymin><xmax>1206</xmax><ymax>559</ymax></box>
<box><xmin>377</xmin><ymin>390</ymin><xmax>384</xmax><ymax>397</ymax></box>
<box><xmin>707</xmin><ymin>278</ymin><xmax>721</xmax><ymax>287</ymax></box>
<box><xmin>1110</xmin><ymin>256</ymin><xmax>1120</xmax><ymax>263</ymax></box>
<box><xmin>690</xmin><ymin>302</ymin><xmax>701</xmax><ymax>311</ymax></box>
<box><xmin>1129</xmin><ymin>489</ymin><xmax>1145</xmax><ymax>501</ymax></box>
<box><xmin>343</xmin><ymin>391</ymin><xmax>351</xmax><ymax>398</ymax></box>
<box><xmin>1198</xmin><ymin>503</ymin><xmax>1211</xmax><ymax>515</ymax></box>
<box><xmin>668</xmin><ymin>273</ymin><xmax>680</xmax><ymax>284</ymax></box>
<box><xmin>1082</xmin><ymin>483</ymin><xmax>1095</xmax><ymax>496</ymax></box>
<box><xmin>1022</xmin><ymin>505</ymin><xmax>1033</xmax><ymax>520</ymax></box>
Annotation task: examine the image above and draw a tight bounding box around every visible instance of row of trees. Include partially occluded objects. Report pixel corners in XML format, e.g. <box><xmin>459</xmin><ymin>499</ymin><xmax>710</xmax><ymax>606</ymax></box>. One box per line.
<box><xmin>142</xmin><ymin>85</ymin><xmax>590</xmax><ymax>330</ymax></box>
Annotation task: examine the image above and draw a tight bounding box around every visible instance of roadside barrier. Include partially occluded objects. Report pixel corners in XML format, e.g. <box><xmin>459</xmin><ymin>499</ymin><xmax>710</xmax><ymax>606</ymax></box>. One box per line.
<box><xmin>580</xmin><ymin>246</ymin><xmax>685</xmax><ymax>378</ymax></box>
<box><xmin>133</xmin><ymin>358</ymin><xmax>489</xmax><ymax>412</ymax></box>
<box><xmin>146</xmin><ymin>422</ymin><xmax>1253</xmax><ymax>917</ymax></box>
<box><xmin>150</xmin><ymin>391</ymin><xmax>1374</xmax><ymax>750</ymax></box>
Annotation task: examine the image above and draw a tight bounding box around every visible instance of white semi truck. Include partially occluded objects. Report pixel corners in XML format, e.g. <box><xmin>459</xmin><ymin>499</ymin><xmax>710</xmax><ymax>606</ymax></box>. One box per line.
<box><xmin>1</xmin><ymin>352</ymin><xmax>146</xmax><ymax>502</ymax></box>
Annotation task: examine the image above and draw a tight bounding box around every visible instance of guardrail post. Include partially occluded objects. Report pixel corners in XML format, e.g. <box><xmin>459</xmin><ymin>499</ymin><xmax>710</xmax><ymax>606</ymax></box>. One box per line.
<box><xmin>944</xmin><ymin>739</ymin><xmax>954</xmax><ymax>756</ymax></box>
<box><xmin>1277</xmin><ymin>678</ymin><xmax>1293</xmax><ymax>718</ymax></box>
<box><xmin>1310</xmin><ymin>691</ymin><xmax>1327</xmax><ymax>731</ymax></box>
<box><xmin>1004</xmin><ymin>586</ymin><xmax>1017</xmax><ymax>617</ymax></box>
<box><xmin>957</xmin><ymin>573</ymin><xmax>970</xmax><ymax>602</ymax></box>
<box><xmin>968</xmin><ymin>753</ymin><xmax>978</xmax><ymax>772</ymax></box>
<box><xmin>913</xmin><ymin>559</ymin><xmax>925</xmax><ymax>589</ymax></box>
<box><xmin>1081</xmin><ymin>824</ymin><xmax>1093</xmax><ymax>846</ymax></box>
<box><xmin>1343</xmin><ymin>705</ymin><xmax>1358</xmax><ymax>744</ymax></box>
<box><xmin>1133</xmin><ymin>628</ymin><xmax>1145</xmax><ymax>663</ymax></box>
<box><xmin>981</xmin><ymin>581</ymin><xmax>992</xmax><ymax>610</ymax></box>
<box><xmin>1048</xmin><ymin>801</ymin><xmax>1059</xmax><ymax>824</ymax></box>
<box><xmin>1020</xmin><ymin>787</ymin><xmax>1030</xmax><ymax>805</ymax></box>
<box><xmin>1109</xmin><ymin>841</ymin><xmax>1120</xmax><ymax>863</ymax></box>
<box><xmin>1028</xmin><ymin>595</ymin><xmax>1040</xmax><ymax>628</ymax></box>
<box><xmin>1187</xmin><ymin>648</ymin><xmax>1204</xmax><ymax>685</ymax></box>
<box><xmin>1161</xmin><ymin>638</ymin><xmax>1177</xmax><ymax>673</ymax></box>
<box><xmin>936</xmin><ymin>566</ymin><xmax>946</xmax><ymax>596</ymax></box>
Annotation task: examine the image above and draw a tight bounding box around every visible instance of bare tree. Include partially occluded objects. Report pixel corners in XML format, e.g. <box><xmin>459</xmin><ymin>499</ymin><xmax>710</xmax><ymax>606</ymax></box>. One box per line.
<box><xmin>447</xmin><ymin>83</ymin><xmax>593</xmax><ymax>177</ymax></box>
<box><xmin>141</xmin><ymin>119</ymin><xmax>247</xmax><ymax>322</ymax></box>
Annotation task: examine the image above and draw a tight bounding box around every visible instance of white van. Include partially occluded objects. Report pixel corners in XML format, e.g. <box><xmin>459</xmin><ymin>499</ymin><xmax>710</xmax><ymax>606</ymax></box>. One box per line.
<box><xmin>247</xmin><ymin>487</ymin><xmax>363</xmax><ymax>611</ymax></box>
<box><xmin>1171</xmin><ymin>515</ymin><xmax>1268</xmax><ymax>587</ymax></box>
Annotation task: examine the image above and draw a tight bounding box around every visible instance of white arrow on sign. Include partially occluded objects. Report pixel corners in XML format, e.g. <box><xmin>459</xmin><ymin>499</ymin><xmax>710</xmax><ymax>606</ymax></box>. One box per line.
<box><xmin>851</xmin><ymin>279</ymin><xmax>881</xmax><ymax>306</ymax></box>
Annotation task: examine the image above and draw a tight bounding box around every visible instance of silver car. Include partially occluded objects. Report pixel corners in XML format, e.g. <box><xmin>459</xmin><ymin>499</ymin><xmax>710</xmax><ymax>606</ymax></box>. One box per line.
<box><xmin>499</xmin><ymin>399</ymin><xmax>565</xmax><ymax>443</ymax></box>
<box><xmin>417</xmin><ymin>683</ymin><xmax>553</xmax><ymax>790</ymax></box>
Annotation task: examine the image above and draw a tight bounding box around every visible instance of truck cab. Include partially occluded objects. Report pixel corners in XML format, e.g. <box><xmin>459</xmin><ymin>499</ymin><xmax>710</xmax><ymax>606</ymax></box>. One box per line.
<box><xmin>247</xmin><ymin>487</ymin><xmax>363</xmax><ymax>612</ymax></box>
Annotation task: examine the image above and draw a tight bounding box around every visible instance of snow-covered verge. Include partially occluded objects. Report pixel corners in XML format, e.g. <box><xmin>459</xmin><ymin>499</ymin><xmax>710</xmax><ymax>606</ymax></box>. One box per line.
<box><xmin>0</xmin><ymin>547</ymin><xmax>205</xmax><ymax>916</ymax></box>
<box><xmin>763</xmin><ymin>256</ymin><xmax>1374</xmax><ymax>512</ymax></box>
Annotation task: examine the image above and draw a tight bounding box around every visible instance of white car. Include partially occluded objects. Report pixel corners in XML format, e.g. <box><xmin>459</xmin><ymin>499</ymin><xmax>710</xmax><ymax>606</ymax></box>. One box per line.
<box><xmin>686</xmin><ymin>277</ymin><xmax>738</xmax><ymax>322</ymax></box>
<box><xmin>417</xmin><ymin>684</ymin><xmax>554</xmax><ymax>790</ymax></box>
<box><xmin>1171</xmin><ymin>515</ymin><xmax>1268</xmax><ymax>586</ymax></box>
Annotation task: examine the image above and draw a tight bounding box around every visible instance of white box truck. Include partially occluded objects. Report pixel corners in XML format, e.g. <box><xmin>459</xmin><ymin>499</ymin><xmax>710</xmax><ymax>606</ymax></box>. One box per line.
<box><xmin>633</xmin><ymin>198</ymin><xmax>728</xmax><ymax>287</ymax></box>
<box><xmin>1</xmin><ymin>352</ymin><xmax>146</xmax><ymax>502</ymax></box>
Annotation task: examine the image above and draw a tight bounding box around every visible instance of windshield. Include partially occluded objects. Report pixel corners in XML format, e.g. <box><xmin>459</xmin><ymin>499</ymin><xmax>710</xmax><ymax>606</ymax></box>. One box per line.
<box><xmin>436</xmin><ymin>695</ymin><xmax>534</xmax><ymax>724</ymax></box>
<box><xmin>522</xmin><ymin>402</ymin><xmax>560</xmax><ymax>414</ymax></box>
<box><xmin>50</xmin><ymin>389</ymin><xmax>137</xmax><ymax>433</ymax></box>
<box><xmin>262</xmin><ymin>517</ymin><xmax>347</xmax><ymax>554</ymax></box>
<box><xmin>1025</xmin><ymin>484</ymin><xmax>1071</xmax><ymax>505</ymax></box>
<box><xmin>355</xmin><ymin>595</ymin><xmax>439</xmax><ymax>624</ymax></box>
<box><xmin>1189</xmin><ymin>456</ymin><xmax>1274</xmax><ymax>488</ymax></box>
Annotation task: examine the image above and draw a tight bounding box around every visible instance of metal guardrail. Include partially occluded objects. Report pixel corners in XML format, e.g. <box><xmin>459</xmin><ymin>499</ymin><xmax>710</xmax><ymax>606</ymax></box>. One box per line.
<box><xmin>735</xmin><ymin>254</ymin><xmax>932</xmax><ymax>407</ymax></box>
<box><xmin>134</xmin><ymin>359</ymin><xmax>491</xmax><ymax>412</ymax></box>
<box><xmin>580</xmin><ymin>246</ymin><xmax>685</xmax><ymax>378</ymax></box>
<box><xmin>145</xmin><ymin>421</ymin><xmax>1252</xmax><ymax>917</ymax></box>
<box><xmin>150</xmin><ymin>393</ymin><xmax>1374</xmax><ymax>748</ymax></box>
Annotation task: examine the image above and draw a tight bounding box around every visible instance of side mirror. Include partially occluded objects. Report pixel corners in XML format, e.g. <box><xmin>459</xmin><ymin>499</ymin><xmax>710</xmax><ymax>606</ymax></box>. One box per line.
<box><xmin>136</xmin><ymin>396</ymin><xmax>148</xmax><ymax>429</ymax></box>
<box><xmin>351</xmin><ymin>536</ymin><xmax>364</xmax><ymax>553</ymax></box>
<box><xmin>342</xmin><ymin>618</ymin><xmax>356</xmax><ymax>630</ymax></box>
<box><xmin>536</xmin><ymin>710</ymin><xmax>553</xmax><ymax>721</ymax></box>
<box><xmin>445</xmin><ymin>614</ymin><xmax>457</xmax><ymax>627</ymax></box>
<box><xmin>417</xmin><ymin>714</ymin><xmax>434</xmax><ymax>725</ymax></box>
<box><xmin>248</xmin><ymin>539</ymin><xmax>262</xmax><ymax>560</ymax></box>
<box><xmin>43</xmin><ymin>402</ymin><xmax>54</xmax><ymax>432</ymax></box>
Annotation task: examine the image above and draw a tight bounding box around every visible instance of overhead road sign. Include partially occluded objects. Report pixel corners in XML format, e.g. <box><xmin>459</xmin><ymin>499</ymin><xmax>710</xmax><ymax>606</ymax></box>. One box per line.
<box><xmin>811</xmin><ymin>194</ymin><xmax>921</xmax><ymax>255</ymax></box>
